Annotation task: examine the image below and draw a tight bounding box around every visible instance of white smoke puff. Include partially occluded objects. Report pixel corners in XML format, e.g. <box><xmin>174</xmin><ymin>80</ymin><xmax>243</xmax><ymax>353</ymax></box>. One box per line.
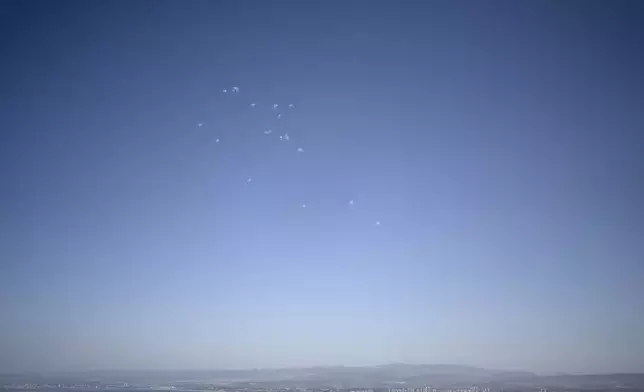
<box><xmin>264</xmin><ymin>129</ymin><xmax>272</xmax><ymax>135</ymax></box>
<box><xmin>273</xmin><ymin>104</ymin><xmax>279</xmax><ymax>110</ymax></box>
<box><xmin>301</xmin><ymin>204</ymin><xmax>307</xmax><ymax>208</ymax></box>
<box><xmin>232</xmin><ymin>86</ymin><xmax>239</xmax><ymax>93</ymax></box>
<box><xmin>349</xmin><ymin>199</ymin><xmax>355</xmax><ymax>205</ymax></box>
<box><xmin>283</xmin><ymin>133</ymin><xmax>290</xmax><ymax>141</ymax></box>
<box><xmin>222</xmin><ymin>89</ymin><xmax>228</xmax><ymax>93</ymax></box>
<box><xmin>375</xmin><ymin>221</ymin><xmax>381</xmax><ymax>226</ymax></box>
<box><xmin>288</xmin><ymin>104</ymin><xmax>295</xmax><ymax>108</ymax></box>
<box><xmin>250</xmin><ymin>103</ymin><xmax>256</xmax><ymax>107</ymax></box>
<box><xmin>277</xmin><ymin>114</ymin><xmax>282</xmax><ymax>119</ymax></box>
<box><xmin>197</xmin><ymin>122</ymin><xmax>204</xmax><ymax>128</ymax></box>
<box><xmin>246</xmin><ymin>178</ymin><xmax>252</xmax><ymax>184</ymax></box>
<box><xmin>215</xmin><ymin>138</ymin><xmax>220</xmax><ymax>143</ymax></box>
<box><xmin>297</xmin><ymin>147</ymin><xmax>304</xmax><ymax>153</ymax></box>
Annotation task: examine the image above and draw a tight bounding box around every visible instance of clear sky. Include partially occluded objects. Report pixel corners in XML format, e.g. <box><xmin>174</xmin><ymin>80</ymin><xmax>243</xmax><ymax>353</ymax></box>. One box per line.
<box><xmin>1</xmin><ymin>0</ymin><xmax>643</xmax><ymax>374</ymax></box>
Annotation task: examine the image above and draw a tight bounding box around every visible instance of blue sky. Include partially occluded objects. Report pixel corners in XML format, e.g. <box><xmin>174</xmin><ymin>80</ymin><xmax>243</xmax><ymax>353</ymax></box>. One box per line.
<box><xmin>1</xmin><ymin>0</ymin><xmax>643</xmax><ymax>374</ymax></box>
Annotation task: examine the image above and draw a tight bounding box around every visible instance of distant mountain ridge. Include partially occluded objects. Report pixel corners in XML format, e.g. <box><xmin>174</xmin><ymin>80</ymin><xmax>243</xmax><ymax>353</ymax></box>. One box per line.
<box><xmin>2</xmin><ymin>364</ymin><xmax>643</xmax><ymax>389</ymax></box>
